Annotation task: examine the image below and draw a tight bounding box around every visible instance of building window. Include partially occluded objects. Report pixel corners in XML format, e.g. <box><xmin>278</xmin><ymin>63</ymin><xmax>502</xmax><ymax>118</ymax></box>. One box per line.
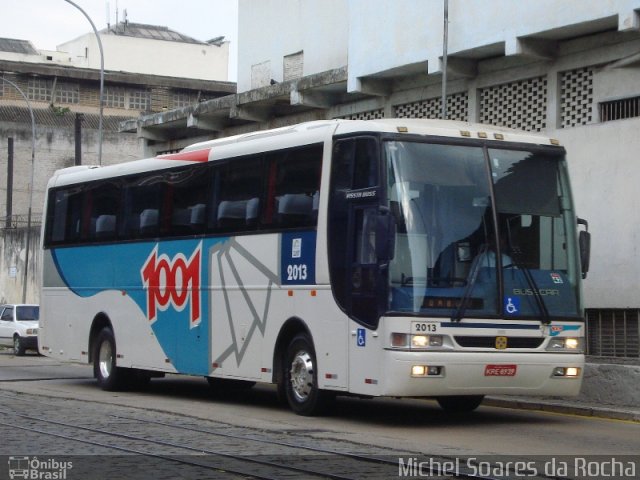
<box><xmin>172</xmin><ymin>91</ymin><xmax>197</xmax><ymax>108</ymax></box>
<box><xmin>395</xmin><ymin>92</ymin><xmax>468</xmax><ymax>121</ymax></box>
<box><xmin>54</xmin><ymin>82</ymin><xmax>79</xmax><ymax>104</ymax></box>
<box><xmin>480</xmin><ymin>76</ymin><xmax>547</xmax><ymax>132</ymax></box>
<box><xmin>129</xmin><ymin>89</ymin><xmax>150</xmax><ymax>111</ymax></box>
<box><xmin>561</xmin><ymin>66</ymin><xmax>594</xmax><ymax>128</ymax></box>
<box><xmin>283</xmin><ymin>51</ymin><xmax>303</xmax><ymax>81</ymax></box>
<box><xmin>27</xmin><ymin>78</ymin><xmax>52</xmax><ymax>102</ymax></box>
<box><xmin>599</xmin><ymin>96</ymin><xmax>640</xmax><ymax>122</ymax></box>
<box><xmin>105</xmin><ymin>86</ymin><xmax>126</xmax><ymax>108</ymax></box>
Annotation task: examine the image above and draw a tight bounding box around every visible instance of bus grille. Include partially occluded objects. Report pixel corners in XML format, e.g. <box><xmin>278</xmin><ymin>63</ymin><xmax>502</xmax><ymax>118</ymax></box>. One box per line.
<box><xmin>454</xmin><ymin>336</ymin><xmax>544</xmax><ymax>349</ymax></box>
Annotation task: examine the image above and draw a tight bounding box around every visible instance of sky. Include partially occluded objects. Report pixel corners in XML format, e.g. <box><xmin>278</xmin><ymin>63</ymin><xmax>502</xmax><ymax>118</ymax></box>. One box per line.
<box><xmin>0</xmin><ymin>0</ymin><xmax>239</xmax><ymax>81</ymax></box>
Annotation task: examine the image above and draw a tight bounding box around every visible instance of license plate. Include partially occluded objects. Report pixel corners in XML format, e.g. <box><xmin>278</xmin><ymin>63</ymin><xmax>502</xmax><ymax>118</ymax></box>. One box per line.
<box><xmin>484</xmin><ymin>364</ymin><xmax>517</xmax><ymax>376</ymax></box>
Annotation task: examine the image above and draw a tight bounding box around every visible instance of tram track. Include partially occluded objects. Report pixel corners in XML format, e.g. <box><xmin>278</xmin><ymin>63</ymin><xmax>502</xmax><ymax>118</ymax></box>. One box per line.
<box><xmin>0</xmin><ymin>390</ymin><xmax>556</xmax><ymax>480</ymax></box>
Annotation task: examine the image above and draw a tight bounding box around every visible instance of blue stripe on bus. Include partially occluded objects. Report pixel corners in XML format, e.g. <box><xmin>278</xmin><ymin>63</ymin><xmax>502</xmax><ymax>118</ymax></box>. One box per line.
<box><xmin>51</xmin><ymin>237</ymin><xmax>227</xmax><ymax>376</ymax></box>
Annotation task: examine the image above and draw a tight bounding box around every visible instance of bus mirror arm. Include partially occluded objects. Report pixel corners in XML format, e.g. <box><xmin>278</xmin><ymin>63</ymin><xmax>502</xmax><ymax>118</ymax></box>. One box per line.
<box><xmin>577</xmin><ymin>218</ymin><xmax>590</xmax><ymax>279</ymax></box>
<box><xmin>376</xmin><ymin>207</ymin><xmax>396</xmax><ymax>265</ymax></box>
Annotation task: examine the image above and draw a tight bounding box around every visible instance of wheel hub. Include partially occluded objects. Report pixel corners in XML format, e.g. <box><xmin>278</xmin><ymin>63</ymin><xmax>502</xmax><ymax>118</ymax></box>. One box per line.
<box><xmin>290</xmin><ymin>351</ymin><xmax>314</xmax><ymax>402</ymax></box>
<box><xmin>98</xmin><ymin>340</ymin><xmax>113</xmax><ymax>379</ymax></box>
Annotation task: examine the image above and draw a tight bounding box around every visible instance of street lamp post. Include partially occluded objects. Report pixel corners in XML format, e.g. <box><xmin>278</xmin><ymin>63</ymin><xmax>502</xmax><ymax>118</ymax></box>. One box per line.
<box><xmin>1</xmin><ymin>77</ymin><xmax>36</xmax><ymax>303</ymax></box>
<box><xmin>63</xmin><ymin>0</ymin><xmax>104</xmax><ymax>166</ymax></box>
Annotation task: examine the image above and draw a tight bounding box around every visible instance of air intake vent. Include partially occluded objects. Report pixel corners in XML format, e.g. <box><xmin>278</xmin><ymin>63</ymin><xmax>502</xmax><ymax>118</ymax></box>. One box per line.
<box><xmin>599</xmin><ymin>96</ymin><xmax>640</xmax><ymax>122</ymax></box>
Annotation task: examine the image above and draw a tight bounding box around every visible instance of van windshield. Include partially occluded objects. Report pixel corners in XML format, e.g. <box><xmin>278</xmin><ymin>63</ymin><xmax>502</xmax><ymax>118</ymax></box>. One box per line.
<box><xmin>17</xmin><ymin>306</ymin><xmax>39</xmax><ymax>321</ymax></box>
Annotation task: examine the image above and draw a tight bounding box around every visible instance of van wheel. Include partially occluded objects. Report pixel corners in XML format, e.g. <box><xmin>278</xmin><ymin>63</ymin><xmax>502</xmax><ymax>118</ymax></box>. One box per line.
<box><xmin>13</xmin><ymin>336</ymin><xmax>26</xmax><ymax>356</ymax></box>
<box><xmin>93</xmin><ymin>327</ymin><xmax>127</xmax><ymax>391</ymax></box>
<box><xmin>283</xmin><ymin>333</ymin><xmax>331</xmax><ymax>416</ymax></box>
<box><xmin>436</xmin><ymin>395</ymin><xmax>484</xmax><ymax>413</ymax></box>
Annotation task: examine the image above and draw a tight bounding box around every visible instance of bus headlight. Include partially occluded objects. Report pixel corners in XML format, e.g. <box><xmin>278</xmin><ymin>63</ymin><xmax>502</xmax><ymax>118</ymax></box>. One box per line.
<box><xmin>546</xmin><ymin>337</ymin><xmax>583</xmax><ymax>352</ymax></box>
<box><xmin>391</xmin><ymin>333</ymin><xmax>444</xmax><ymax>349</ymax></box>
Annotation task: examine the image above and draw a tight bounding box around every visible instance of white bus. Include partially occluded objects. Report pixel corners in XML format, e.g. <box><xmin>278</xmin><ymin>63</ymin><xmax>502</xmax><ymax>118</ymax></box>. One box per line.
<box><xmin>40</xmin><ymin>119</ymin><xmax>590</xmax><ymax>415</ymax></box>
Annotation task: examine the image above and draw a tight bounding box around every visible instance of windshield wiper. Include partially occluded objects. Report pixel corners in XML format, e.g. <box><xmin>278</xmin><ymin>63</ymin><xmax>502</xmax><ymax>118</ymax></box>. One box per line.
<box><xmin>451</xmin><ymin>244</ymin><xmax>487</xmax><ymax>322</ymax></box>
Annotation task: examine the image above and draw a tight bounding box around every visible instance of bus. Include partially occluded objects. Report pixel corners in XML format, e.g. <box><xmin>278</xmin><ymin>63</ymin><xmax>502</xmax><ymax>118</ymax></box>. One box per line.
<box><xmin>39</xmin><ymin>119</ymin><xmax>590</xmax><ymax>415</ymax></box>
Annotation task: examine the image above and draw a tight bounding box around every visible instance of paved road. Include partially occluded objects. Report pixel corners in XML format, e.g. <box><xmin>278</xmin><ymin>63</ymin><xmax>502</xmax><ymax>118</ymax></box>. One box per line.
<box><xmin>1</xmin><ymin>350</ymin><xmax>639</xmax><ymax>479</ymax></box>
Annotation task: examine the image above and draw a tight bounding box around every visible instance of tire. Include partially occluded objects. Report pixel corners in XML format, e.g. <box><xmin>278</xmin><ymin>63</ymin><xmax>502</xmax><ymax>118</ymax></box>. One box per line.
<box><xmin>283</xmin><ymin>333</ymin><xmax>331</xmax><ymax>416</ymax></box>
<box><xmin>436</xmin><ymin>395</ymin><xmax>484</xmax><ymax>413</ymax></box>
<box><xmin>93</xmin><ymin>327</ymin><xmax>127</xmax><ymax>391</ymax></box>
<box><xmin>13</xmin><ymin>336</ymin><xmax>26</xmax><ymax>356</ymax></box>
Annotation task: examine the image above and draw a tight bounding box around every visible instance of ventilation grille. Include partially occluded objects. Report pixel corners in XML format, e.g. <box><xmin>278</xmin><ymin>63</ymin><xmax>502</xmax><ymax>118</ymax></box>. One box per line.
<box><xmin>480</xmin><ymin>76</ymin><xmax>547</xmax><ymax>131</ymax></box>
<box><xmin>599</xmin><ymin>96</ymin><xmax>640</xmax><ymax>122</ymax></box>
<box><xmin>586</xmin><ymin>309</ymin><xmax>640</xmax><ymax>358</ymax></box>
<box><xmin>336</xmin><ymin>109</ymin><xmax>385</xmax><ymax>120</ymax></box>
<box><xmin>561</xmin><ymin>66</ymin><xmax>594</xmax><ymax>128</ymax></box>
<box><xmin>395</xmin><ymin>92</ymin><xmax>468</xmax><ymax>121</ymax></box>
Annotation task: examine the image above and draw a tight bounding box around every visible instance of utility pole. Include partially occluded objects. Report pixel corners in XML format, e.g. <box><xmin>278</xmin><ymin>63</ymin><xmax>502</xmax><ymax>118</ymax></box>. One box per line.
<box><xmin>6</xmin><ymin>138</ymin><xmax>13</xmax><ymax>228</ymax></box>
<box><xmin>441</xmin><ymin>0</ymin><xmax>449</xmax><ymax>120</ymax></box>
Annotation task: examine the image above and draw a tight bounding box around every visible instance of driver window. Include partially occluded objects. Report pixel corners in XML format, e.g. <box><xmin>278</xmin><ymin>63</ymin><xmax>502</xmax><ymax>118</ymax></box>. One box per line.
<box><xmin>1</xmin><ymin>307</ymin><xmax>14</xmax><ymax>320</ymax></box>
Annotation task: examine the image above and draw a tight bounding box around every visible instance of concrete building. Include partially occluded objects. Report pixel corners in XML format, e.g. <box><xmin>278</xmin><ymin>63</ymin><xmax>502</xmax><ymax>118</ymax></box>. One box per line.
<box><xmin>125</xmin><ymin>0</ymin><xmax>640</xmax><ymax>358</ymax></box>
<box><xmin>60</xmin><ymin>22</ymin><xmax>229</xmax><ymax>82</ymax></box>
<box><xmin>0</xmin><ymin>24</ymin><xmax>235</xmax><ymax>303</ymax></box>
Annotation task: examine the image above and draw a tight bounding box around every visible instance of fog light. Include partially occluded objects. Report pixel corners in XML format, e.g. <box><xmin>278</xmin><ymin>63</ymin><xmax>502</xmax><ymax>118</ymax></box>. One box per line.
<box><xmin>552</xmin><ymin>367</ymin><xmax>581</xmax><ymax>377</ymax></box>
<box><xmin>566</xmin><ymin>367</ymin><xmax>580</xmax><ymax>377</ymax></box>
<box><xmin>412</xmin><ymin>365</ymin><xmax>442</xmax><ymax>377</ymax></box>
<box><xmin>412</xmin><ymin>365</ymin><xmax>426</xmax><ymax>376</ymax></box>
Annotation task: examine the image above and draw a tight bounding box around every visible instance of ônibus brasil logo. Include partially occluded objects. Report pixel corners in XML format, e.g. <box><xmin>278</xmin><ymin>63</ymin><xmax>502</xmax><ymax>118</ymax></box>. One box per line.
<box><xmin>141</xmin><ymin>242</ymin><xmax>202</xmax><ymax>328</ymax></box>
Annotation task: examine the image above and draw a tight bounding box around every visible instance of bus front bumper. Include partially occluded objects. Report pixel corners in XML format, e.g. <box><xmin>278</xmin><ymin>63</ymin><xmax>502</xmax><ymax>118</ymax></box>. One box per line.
<box><xmin>380</xmin><ymin>351</ymin><xmax>584</xmax><ymax>398</ymax></box>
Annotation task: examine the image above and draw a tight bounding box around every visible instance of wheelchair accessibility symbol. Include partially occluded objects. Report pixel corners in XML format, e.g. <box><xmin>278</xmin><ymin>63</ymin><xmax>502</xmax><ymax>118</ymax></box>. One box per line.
<box><xmin>356</xmin><ymin>328</ymin><xmax>366</xmax><ymax>347</ymax></box>
<box><xmin>504</xmin><ymin>296</ymin><xmax>520</xmax><ymax>315</ymax></box>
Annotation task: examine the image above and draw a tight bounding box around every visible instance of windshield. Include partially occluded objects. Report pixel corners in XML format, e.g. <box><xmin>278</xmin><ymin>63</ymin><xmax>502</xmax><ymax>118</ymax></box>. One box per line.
<box><xmin>385</xmin><ymin>140</ymin><xmax>581</xmax><ymax>320</ymax></box>
<box><xmin>16</xmin><ymin>306</ymin><xmax>39</xmax><ymax>321</ymax></box>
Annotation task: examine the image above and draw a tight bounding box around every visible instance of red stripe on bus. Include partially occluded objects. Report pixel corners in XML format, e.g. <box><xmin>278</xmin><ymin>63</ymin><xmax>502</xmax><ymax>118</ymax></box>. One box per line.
<box><xmin>157</xmin><ymin>148</ymin><xmax>211</xmax><ymax>162</ymax></box>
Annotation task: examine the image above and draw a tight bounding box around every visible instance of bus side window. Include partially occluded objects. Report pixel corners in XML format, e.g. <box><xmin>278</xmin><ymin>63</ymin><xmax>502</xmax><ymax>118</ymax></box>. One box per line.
<box><xmin>265</xmin><ymin>145</ymin><xmax>322</xmax><ymax>229</ymax></box>
<box><xmin>214</xmin><ymin>157</ymin><xmax>265</xmax><ymax>233</ymax></box>
<box><xmin>121</xmin><ymin>177</ymin><xmax>164</xmax><ymax>239</ymax></box>
<box><xmin>86</xmin><ymin>182</ymin><xmax>120</xmax><ymax>242</ymax></box>
<box><xmin>48</xmin><ymin>187</ymin><xmax>83</xmax><ymax>245</ymax></box>
<box><xmin>167</xmin><ymin>165</ymin><xmax>210</xmax><ymax>236</ymax></box>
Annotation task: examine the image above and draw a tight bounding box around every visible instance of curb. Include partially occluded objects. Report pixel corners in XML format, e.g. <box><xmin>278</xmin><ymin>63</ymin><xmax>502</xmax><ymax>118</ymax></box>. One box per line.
<box><xmin>485</xmin><ymin>397</ymin><xmax>640</xmax><ymax>422</ymax></box>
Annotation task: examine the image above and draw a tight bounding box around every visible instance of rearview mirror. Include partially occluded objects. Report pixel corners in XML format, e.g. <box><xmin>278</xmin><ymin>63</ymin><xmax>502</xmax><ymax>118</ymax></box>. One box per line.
<box><xmin>577</xmin><ymin>218</ymin><xmax>590</xmax><ymax>279</ymax></box>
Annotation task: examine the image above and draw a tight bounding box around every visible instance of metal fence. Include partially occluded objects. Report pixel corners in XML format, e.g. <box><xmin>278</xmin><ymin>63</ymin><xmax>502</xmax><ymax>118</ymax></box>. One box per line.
<box><xmin>586</xmin><ymin>308</ymin><xmax>640</xmax><ymax>358</ymax></box>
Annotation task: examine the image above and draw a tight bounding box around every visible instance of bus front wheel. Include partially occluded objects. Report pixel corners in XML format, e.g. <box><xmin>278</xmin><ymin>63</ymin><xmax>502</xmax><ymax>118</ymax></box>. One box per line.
<box><xmin>93</xmin><ymin>327</ymin><xmax>127</xmax><ymax>391</ymax></box>
<box><xmin>436</xmin><ymin>395</ymin><xmax>484</xmax><ymax>413</ymax></box>
<box><xmin>283</xmin><ymin>334</ymin><xmax>331</xmax><ymax>416</ymax></box>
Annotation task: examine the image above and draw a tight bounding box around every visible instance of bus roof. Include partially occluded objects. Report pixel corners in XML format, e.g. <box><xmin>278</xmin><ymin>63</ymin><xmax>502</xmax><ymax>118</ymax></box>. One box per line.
<box><xmin>48</xmin><ymin>118</ymin><xmax>561</xmax><ymax>188</ymax></box>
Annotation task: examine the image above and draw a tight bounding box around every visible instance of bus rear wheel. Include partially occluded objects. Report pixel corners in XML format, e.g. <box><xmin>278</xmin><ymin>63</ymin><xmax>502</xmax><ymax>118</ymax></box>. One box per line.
<box><xmin>436</xmin><ymin>395</ymin><xmax>484</xmax><ymax>413</ymax></box>
<box><xmin>93</xmin><ymin>327</ymin><xmax>127</xmax><ymax>391</ymax></box>
<box><xmin>283</xmin><ymin>333</ymin><xmax>331</xmax><ymax>416</ymax></box>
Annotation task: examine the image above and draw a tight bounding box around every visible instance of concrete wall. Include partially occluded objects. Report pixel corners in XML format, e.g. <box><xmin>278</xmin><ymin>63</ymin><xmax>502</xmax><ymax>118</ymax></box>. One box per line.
<box><xmin>0</xmin><ymin>120</ymin><xmax>140</xmax><ymax>221</ymax></box>
<box><xmin>0</xmin><ymin>226</ymin><xmax>40</xmax><ymax>304</ymax></box>
<box><xmin>347</xmin><ymin>0</ymin><xmax>640</xmax><ymax>89</ymax></box>
<box><xmin>555</xmin><ymin>120</ymin><xmax>640</xmax><ymax>309</ymax></box>
<box><xmin>58</xmin><ymin>33</ymin><xmax>229</xmax><ymax>82</ymax></box>
<box><xmin>237</xmin><ymin>0</ymin><xmax>348</xmax><ymax>92</ymax></box>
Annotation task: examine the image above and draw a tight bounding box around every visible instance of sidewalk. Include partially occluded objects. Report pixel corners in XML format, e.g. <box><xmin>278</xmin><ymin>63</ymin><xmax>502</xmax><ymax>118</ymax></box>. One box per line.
<box><xmin>487</xmin><ymin>361</ymin><xmax>640</xmax><ymax>422</ymax></box>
